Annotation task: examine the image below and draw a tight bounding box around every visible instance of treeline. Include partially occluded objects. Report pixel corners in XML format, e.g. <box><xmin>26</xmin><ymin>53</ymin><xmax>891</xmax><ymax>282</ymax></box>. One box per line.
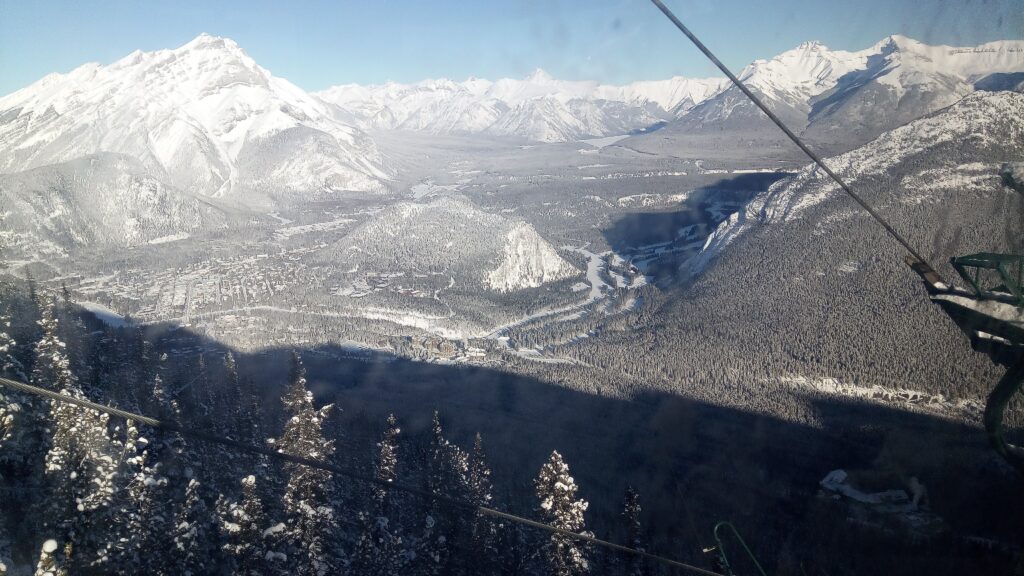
<box><xmin>0</xmin><ymin>278</ymin><xmax>654</xmax><ymax>576</ymax></box>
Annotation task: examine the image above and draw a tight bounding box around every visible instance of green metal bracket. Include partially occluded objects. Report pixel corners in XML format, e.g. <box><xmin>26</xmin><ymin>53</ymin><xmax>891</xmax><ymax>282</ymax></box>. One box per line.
<box><xmin>984</xmin><ymin>356</ymin><xmax>1024</xmax><ymax>476</ymax></box>
<box><xmin>951</xmin><ymin>252</ymin><xmax>1024</xmax><ymax>306</ymax></box>
<box><xmin>712</xmin><ymin>521</ymin><xmax>768</xmax><ymax>576</ymax></box>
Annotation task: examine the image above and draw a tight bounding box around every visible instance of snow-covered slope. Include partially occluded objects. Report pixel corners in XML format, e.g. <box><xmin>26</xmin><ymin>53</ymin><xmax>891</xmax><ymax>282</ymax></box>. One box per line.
<box><xmin>0</xmin><ymin>153</ymin><xmax>228</xmax><ymax>258</ymax></box>
<box><xmin>669</xmin><ymin>41</ymin><xmax>874</xmax><ymax>134</ymax></box>
<box><xmin>316</xmin><ymin>71</ymin><xmax>725</xmax><ymax>142</ymax></box>
<box><xmin>0</xmin><ymin>34</ymin><xmax>389</xmax><ymax>202</ymax></box>
<box><xmin>692</xmin><ymin>91</ymin><xmax>1024</xmax><ymax>271</ymax></box>
<box><xmin>805</xmin><ymin>36</ymin><xmax>1024</xmax><ymax>144</ymax></box>
<box><xmin>743</xmin><ymin>41</ymin><xmax>869</xmax><ymax>103</ymax></box>
<box><xmin>324</xmin><ymin>196</ymin><xmax>578</xmax><ymax>291</ymax></box>
<box><xmin>488</xmin><ymin>222</ymin><xmax>578</xmax><ymax>292</ymax></box>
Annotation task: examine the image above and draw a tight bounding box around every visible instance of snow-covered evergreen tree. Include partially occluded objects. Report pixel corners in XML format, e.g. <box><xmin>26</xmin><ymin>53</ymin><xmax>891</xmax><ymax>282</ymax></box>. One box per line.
<box><xmin>351</xmin><ymin>413</ymin><xmax>405</xmax><ymax>576</ymax></box>
<box><xmin>202</xmin><ymin>351</ymin><xmax>232</xmax><ymax>445</ymax></box>
<box><xmin>30</xmin><ymin>297</ymin><xmax>72</xmax><ymax>392</ymax></box>
<box><xmin>535</xmin><ymin>450</ymin><xmax>590</xmax><ymax>576</ymax></box>
<box><xmin>194</xmin><ymin>354</ymin><xmax>213</xmax><ymax>425</ymax></box>
<box><xmin>411</xmin><ymin>411</ymin><xmax>452</xmax><ymax>575</ymax></box>
<box><xmin>374</xmin><ymin>413</ymin><xmax>400</xmax><ymax>507</ymax></box>
<box><xmin>82</xmin><ymin>326</ymin><xmax>114</xmax><ymax>401</ymax></box>
<box><xmin>467</xmin><ymin>432</ymin><xmax>499</xmax><ymax>573</ymax></box>
<box><xmin>108</xmin><ymin>419</ymin><xmax>171</xmax><ymax>574</ymax></box>
<box><xmin>101</xmin><ymin>420</ymin><xmax>139</xmax><ymax>567</ymax></box>
<box><xmin>149</xmin><ymin>359</ymin><xmax>192</xmax><ymax>480</ymax></box>
<box><xmin>150</xmin><ymin>355</ymin><xmax>171</xmax><ymax>415</ymax></box>
<box><xmin>173</xmin><ymin>478</ymin><xmax>216</xmax><ymax>575</ymax></box>
<box><xmin>41</xmin><ymin>396</ymin><xmax>118</xmax><ymax>567</ymax></box>
<box><xmin>196</xmin><ymin>353</ymin><xmax>234</xmax><ymax>488</ymax></box>
<box><xmin>276</xmin><ymin>352</ymin><xmax>337</xmax><ymax>576</ymax></box>
<box><xmin>468</xmin><ymin>433</ymin><xmax>493</xmax><ymax>508</ymax></box>
<box><xmin>234</xmin><ymin>375</ymin><xmax>264</xmax><ymax>474</ymax></box>
<box><xmin>35</xmin><ymin>295</ymin><xmax>118</xmax><ymax>568</ymax></box>
<box><xmin>33</xmin><ymin>539</ymin><xmax>66</xmax><ymax>576</ymax></box>
<box><xmin>427</xmin><ymin>411</ymin><xmax>445</xmax><ymax>498</ymax></box>
<box><xmin>54</xmin><ymin>287</ymin><xmax>87</xmax><ymax>384</ymax></box>
<box><xmin>619</xmin><ymin>486</ymin><xmax>647</xmax><ymax>576</ymax></box>
<box><xmin>224</xmin><ymin>352</ymin><xmax>241</xmax><ymax>432</ymax></box>
<box><xmin>219</xmin><ymin>474</ymin><xmax>280</xmax><ymax>575</ymax></box>
<box><xmin>126</xmin><ymin>336</ymin><xmax>155</xmax><ymax>410</ymax></box>
<box><xmin>0</xmin><ymin>292</ymin><xmax>40</xmax><ymax>474</ymax></box>
<box><xmin>0</xmin><ymin>304</ymin><xmax>24</xmax><ymax>379</ymax></box>
<box><xmin>215</xmin><ymin>354</ymin><xmax>269</xmax><ymax>480</ymax></box>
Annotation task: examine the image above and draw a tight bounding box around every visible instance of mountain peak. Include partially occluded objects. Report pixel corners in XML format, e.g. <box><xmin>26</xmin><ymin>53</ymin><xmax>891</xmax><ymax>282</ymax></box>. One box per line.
<box><xmin>525</xmin><ymin>68</ymin><xmax>553</xmax><ymax>82</ymax></box>
<box><xmin>181</xmin><ymin>33</ymin><xmax>238</xmax><ymax>51</ymax></box>
<box><xmin>885</xmin><ymin>34</ymin><xmax>914</xmax><ymax>44</ymax></box>
<box><xmin>874</xmin><ymin>34</ymin><xmax>923</xmax><ymax>53</ymax></box>
<box><xmin>796</xmin><ymin>40</ymin><xmax>828</xmax><ymax>51</ymax></box>
<box><xmin>175</xmin><ymin>33</ymin><xmax>253</xmax><ymax>65</ymax></box>
<box><xmin>160</xmin><ymin>33</ymin><xmax>269</xmax><ymax>90</ymax></box>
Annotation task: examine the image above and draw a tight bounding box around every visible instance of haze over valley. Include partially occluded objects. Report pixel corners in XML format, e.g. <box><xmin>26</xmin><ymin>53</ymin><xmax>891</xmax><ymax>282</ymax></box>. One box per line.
<box><xmin>1</xmin><ymin>19</ymin><xmax>1023</xmax><ymax>576</ymax></box>
<box><xmin>4</xmin><ymin>34</ymin><xmax>1022</xmax><ymax>367</ymax></box>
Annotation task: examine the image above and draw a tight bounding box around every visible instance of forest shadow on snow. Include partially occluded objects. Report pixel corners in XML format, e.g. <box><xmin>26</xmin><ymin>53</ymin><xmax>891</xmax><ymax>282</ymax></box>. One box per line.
<box><xmin>131</xmin><ymin>319</ymin><xmax>1024</xmax><ymax>575</ymax></box>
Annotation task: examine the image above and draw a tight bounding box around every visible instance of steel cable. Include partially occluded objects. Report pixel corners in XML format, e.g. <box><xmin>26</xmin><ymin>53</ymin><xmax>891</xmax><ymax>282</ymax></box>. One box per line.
<box><xmin>648</xmin><ymin>0</ymin><xmax>936</xmax><ymax>270</ymax></box>
<box><xmin>0</xmin><ymin>375</ymin><xmax>723</xmax><ymax>576</ymax></box>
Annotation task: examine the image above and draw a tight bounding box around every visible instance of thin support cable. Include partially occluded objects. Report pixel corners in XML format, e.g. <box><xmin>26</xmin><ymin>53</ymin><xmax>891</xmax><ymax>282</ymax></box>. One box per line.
<box><xmin>0</xmin><ymin>375</ymin><xmax>722</xmax><ymax>576</ymax></box>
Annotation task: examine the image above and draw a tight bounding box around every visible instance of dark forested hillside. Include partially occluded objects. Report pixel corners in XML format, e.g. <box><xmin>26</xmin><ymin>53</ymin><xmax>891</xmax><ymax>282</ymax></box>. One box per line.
<box><xmin>2</xmin><ymin>276</ymin><xmax>1023</xmax><ymax>576</ymax></box>
<box><xmin>549</xmin><ymin>92</ymin><xmax>1024</xmax><ymax>412</ymax></box>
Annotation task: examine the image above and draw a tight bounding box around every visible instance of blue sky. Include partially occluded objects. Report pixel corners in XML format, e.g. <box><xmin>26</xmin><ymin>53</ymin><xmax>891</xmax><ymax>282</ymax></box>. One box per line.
<box><xmin>1</xmin><ymin>0</ymin><xmax>1021</xmax><ymax>94</ymax></box>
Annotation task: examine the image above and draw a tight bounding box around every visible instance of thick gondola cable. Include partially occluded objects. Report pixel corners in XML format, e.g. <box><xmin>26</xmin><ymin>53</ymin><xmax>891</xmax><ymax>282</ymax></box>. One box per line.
<box><xmin>0</xmin><ymin>375</ymin><xmax>723</xmax><ymax>576</ymax></box>
<box><xmin>648</xmin><ymin>0</ymin><xmax>937</xmax><ymax>271</ymax></box>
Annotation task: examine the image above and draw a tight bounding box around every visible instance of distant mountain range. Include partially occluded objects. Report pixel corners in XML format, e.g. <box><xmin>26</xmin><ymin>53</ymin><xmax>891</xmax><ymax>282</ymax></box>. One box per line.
<box><xmin>316</xmin><ymin>69</ymin><xmax>726</xmax><ymax>142</ymax></box>
<box><xmin>2</xmin><ymin>33</ymin><xmax>1020</xmax><ymax>182</ymax></box>
<box><xmin>0</xmin><ymin>33</ymin><xmax>1021</xmax><ymax>257</ymax></box>
<box><xmin>624</xmin><ymin>35</ymin><xmax>1024</xmax><ymax>154</ymax></box>
<box><xmin>319</xmin><ymin>35</ymin><xmax>1023</xmax><ymax>147</ymax></box>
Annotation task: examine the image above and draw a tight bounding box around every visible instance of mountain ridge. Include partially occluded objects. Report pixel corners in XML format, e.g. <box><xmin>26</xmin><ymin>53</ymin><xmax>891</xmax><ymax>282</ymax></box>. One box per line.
<box><xmin>624</xmin><ymin>35</ymin><xmax>1024</xmax><ymax>154</ymax></box>
<box><xmin>3</xmin><ymin>33</ymin><xmax>1020</xmax><ymax>154</ymax></box>
<box><xmin>315</xmin><ymin>70</ymin><xmax>727</xmax><ymax>142</ymax></box>
<box><xmin>0</xmin><ymin>33</ymin><xmax>390</xmax><ymax>202</ymax></box>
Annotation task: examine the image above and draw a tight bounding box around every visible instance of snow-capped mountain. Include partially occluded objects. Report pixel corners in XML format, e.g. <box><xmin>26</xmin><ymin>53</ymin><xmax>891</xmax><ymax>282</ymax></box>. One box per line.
<box><xmin>315</xmin><ymin>35</ymin><xmax>1022</xmax><ymax>147</ymax></box>
<box><xmin>677</xmin><ymin>40</ymin><xmax>871</xmax><ymax>132</ymax></box>
<box><xmin>315</xmin><ymin>72</ymin><xmax>725</xmax><ymax>142</ymax></box>
<box><xmin>0</xmin><ymin>34</ymin><xmax>389</xmax><ymax>202</ymax></box>
<box><xmin>626</xmin><ymin>36</ymin><xmax>1024</xmax><ymax>154</ymax></box>
<box><xmin>805</xmin><ymin>36</ymin><xmax>1024</xmax><ymax>144</ymax></box>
